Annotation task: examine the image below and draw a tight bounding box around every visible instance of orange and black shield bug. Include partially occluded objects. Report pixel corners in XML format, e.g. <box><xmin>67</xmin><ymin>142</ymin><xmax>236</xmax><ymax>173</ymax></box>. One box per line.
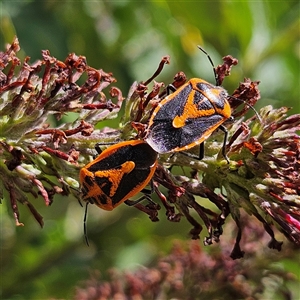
<box><xmin>79</xmin><ymin>140</ymin><xmax>158</xmax><ymax>211</ymax></box>
<box><xmin>146</xmin><ymin>78</ymin><xmax>231</xmax><ymax>153</ymax></box>
<box><xmin>145</xmin><ymin>47</ymin><xmax>233</xmax><ymax>162</ymax></box>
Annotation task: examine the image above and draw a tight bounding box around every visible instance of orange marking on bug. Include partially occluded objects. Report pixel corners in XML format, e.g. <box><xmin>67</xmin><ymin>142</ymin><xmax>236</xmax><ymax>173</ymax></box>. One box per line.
<box><xmin>94</xmin><ymin>161</ymin><xmax>136</xmax><ymax>196</ymax></box>
<box><xmin>172</xmin><ymin>89</ymin><xmax>216</xmax><ymax>128</ymax></box>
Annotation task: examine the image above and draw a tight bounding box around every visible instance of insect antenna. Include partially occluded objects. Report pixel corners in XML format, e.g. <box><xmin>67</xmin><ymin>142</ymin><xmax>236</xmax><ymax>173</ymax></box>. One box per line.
<box><xmin>197</xmin><ymin>45</ymin><xmax>219</xmax><ymax>86</ymax></box>
<box><xmin>84</xmin><ymin>202</ymin><xmax>90</xmax><ymax>246</ymax></box>
<box><xmin>198</xmin><ymin>45</ymin><xmax>262</xmax><ymax>125</ymax></box>
<box><xmin>227</xmin><ymin>95</ymin><xmax>263</xmax><ymax>124</ymax></box>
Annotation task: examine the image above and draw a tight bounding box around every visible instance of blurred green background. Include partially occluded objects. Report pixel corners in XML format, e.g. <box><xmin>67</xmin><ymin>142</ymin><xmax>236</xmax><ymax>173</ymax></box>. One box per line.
<box><xmin>0</xmin><ymin>1</ymin><xmax>299</xmax><ymax>299</ymax></box>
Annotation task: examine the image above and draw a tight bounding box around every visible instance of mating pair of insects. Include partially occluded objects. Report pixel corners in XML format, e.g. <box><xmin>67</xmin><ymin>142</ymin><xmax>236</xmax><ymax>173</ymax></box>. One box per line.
<box><xmin>80</xmin><ymin>47</ymin><xmax>258</xmax><ymax>212</ymax></box>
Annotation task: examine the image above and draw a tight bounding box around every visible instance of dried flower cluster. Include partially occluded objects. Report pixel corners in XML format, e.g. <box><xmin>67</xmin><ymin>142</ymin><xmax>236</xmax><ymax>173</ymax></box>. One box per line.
<box><xmin>0</xmin><ymin>37</ymin><xmax>122</xmax><ymax>226</ymax></box>
<box><xmin>0</xmin><ymin>37</ymin><xmax>299</xmax><ymax>257</ymax></box>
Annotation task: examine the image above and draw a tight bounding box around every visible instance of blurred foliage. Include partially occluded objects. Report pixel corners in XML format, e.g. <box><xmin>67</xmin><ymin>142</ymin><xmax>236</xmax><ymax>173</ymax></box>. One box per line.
<box><xmin>0</xmin><ymin>0</ymin><xmax>299</xmax><ymax>299</ymax></box>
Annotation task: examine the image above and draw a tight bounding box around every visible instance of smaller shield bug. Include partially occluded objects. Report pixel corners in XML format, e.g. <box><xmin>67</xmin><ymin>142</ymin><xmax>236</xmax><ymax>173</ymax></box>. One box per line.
<box><xmin>79</xmin><ymin>140</ymin><xmax>158</xmax><ymax>211</ymax></box>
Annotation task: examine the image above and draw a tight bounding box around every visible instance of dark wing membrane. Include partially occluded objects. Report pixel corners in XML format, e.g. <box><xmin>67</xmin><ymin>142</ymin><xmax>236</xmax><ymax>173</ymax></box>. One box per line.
<box><xmin>146</xmin><ymin>114</ymin><xmax>224</xmax><ymax>153</ymax></box>
<box><xmin>146</xmin><ymin>119</ymin><xmax>181</xmax><ymax>153</ymax></box>
<box><xmin>146</xmin><ymin>85</ymin><xmax>192</xmax><ymax>153</ymax></box>
<box><xmin>178</xmin><ymin>114</ymin><xmax>224</xmax><ymax>148</ymax></box>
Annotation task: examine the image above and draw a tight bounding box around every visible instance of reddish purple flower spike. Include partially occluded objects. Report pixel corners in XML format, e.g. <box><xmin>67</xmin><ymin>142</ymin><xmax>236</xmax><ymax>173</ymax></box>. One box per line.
<box><xmin>74</xmin><ymin>240</ymin><xmax>298</xmax><ymax>299</ymax></box>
